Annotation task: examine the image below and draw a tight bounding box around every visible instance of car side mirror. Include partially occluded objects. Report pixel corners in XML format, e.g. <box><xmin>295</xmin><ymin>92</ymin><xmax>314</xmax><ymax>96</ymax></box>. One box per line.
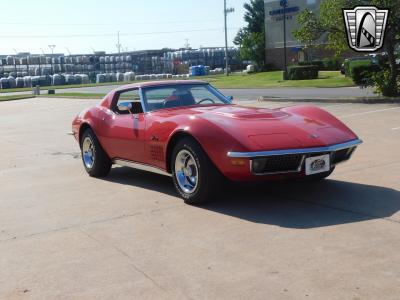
<box><xmin>226</xmin><ymin>96</ymin><xmax>233</xmax><ymax>103</ymax></box>
<box><xmin>117</xmin><ymin>102</ymin><xmax>133</xmax><ymax>114</ymax></box>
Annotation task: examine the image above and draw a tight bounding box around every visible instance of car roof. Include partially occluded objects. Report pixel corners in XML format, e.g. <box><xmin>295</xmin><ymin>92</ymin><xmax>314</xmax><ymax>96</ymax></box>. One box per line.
<box><xmin>115</xmin><ymin>80</ymin><xmax>208</xmax><ymax>91</ymax></box>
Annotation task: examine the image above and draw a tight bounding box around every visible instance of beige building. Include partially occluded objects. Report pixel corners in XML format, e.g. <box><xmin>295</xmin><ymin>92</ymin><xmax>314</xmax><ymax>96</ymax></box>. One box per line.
<box><xmin>264</xmin><ymin>0</ymin><xmax>322</xmax><ymax>68</ymax></box>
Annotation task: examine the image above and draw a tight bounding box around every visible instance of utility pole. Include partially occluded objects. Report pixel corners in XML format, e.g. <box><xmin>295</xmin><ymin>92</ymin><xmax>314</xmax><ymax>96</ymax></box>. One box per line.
<box><xmin>116</xmin><ymin>31</ymin><xmax>121</xmax><ymax>54</ymax></box>
<box><xmin>48</xmin><ymin>45</ymin><xmax>56</xmax><ymax>75</ymax></box>
<box><xmin>65</xmin><ymin>47</ymin><xmax>71</xmax><ymax>56</ymax></box>
<box><xmin>224</xmin><ymin>0</ymin><xmax>234</xmax><ymax>76</ymax></box>
<box><xmin>184</xmin><ymin>38</ymin><xmax>190</xmax><ymax>49</ymax></box>
<box><xmin>39</xmin><ymin>48</ymin><xmax>45</xmax><ymax>76</ymax></box>
<box><xmin>12</xmin><ymin>48</ymin><xmax>18</xmax><ymax>74</ymax></box>
<box><xmin>281</xmin><ymin>0</ymin><xmax>288</xmax><ymax>80</ymax></box>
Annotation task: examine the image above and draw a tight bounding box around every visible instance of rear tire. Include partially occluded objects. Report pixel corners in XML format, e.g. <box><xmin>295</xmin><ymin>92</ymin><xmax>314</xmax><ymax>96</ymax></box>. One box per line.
<box><xmin>171</xmin><ymin>137</ymin><xmax>222</xmax><ymax>205</ymax></box>
<box><xmin>80</xmin><ymin>128</ymin><xmax>111</xmax><ymax>177</ymax></box>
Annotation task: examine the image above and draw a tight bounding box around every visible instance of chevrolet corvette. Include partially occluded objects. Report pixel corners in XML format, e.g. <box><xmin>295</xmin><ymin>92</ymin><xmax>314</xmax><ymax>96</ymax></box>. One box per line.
<box><xmin>71</xmin><ymin>80</ymin><xmax>362</xmax><ymax>204</ymax></box>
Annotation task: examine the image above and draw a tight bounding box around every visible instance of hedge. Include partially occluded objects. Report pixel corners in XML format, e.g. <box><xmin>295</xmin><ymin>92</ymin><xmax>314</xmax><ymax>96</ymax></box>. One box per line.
<box><xmin>352</xmin><ymin>65</ymin><xmax>381</xmax><ymax>86</ymax></box>
<box><xmin>322</xmin><ymin>58</ymin><xmax>342</xmax><ymax>71</ymax></box>
<box><xmin>298</xmin><ymin>58</ymin><xmax>342</xmax><ymax>71</ymax></box>
<box><xmin>343</xmin><ymin>59</ymin><xmax>372</xmax><ymax>77</ymax></box>
<box><xmin>287</xmin><ymin>65</ymin><xmax>319</xmax><ymax>80</ymax></box>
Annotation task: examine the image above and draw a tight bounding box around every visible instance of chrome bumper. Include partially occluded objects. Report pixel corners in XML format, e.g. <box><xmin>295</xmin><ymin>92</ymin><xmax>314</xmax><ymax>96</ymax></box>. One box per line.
<box><xmin>227</xmin><ymin>139</ymin><xmax>363</xmax><ymax>158</ymax></box>
<box><xmin>227</xmin><ymin>139</ymin><xmax>363</xmax><ymax>176</ymax></box>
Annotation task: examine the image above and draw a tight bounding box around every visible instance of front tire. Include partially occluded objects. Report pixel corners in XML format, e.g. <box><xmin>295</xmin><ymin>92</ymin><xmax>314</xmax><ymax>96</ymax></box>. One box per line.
<box><xmin>80</xmin><ymin>128</ymin><xmax>111</xmax><ymax>177</ymax></box>
<box><xmin>171</xmin><ymin>137</ymin><xmax>221</xmax><ymax>205</ymax></box>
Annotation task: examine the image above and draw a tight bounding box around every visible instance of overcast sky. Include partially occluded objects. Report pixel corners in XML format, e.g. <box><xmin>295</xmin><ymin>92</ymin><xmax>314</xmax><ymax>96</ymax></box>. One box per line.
<box><xmin>0</xmin><ymin>0</ymin><xmax>247</xmax><ymax>55</ymax></box>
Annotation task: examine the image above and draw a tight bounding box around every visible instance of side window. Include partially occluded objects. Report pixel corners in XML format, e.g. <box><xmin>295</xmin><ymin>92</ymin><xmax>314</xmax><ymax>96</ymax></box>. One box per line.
<box><xmin>190</xmin><ymin>86</ymin><xmax>220</xmax><ymax>103</ymax></box>
<box><xmin>114</xmin><ymin>89</ymin><xmax>143</xmax><ymax>114</ymax></box>
<box><xmin>144</xmin><ymin>88</ymin><xmax>177</xmax><ymax>111</ymax></box>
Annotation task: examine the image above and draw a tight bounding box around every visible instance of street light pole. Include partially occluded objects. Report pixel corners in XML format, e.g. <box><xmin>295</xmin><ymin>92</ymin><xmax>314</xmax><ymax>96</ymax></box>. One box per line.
<box><xmin>116</xmin><ymin>31</ymin><xmax>121</xmax><ymax>54</ymax></box>
<box><xmin>281</xmin><ymin>0</ymin><xmax>288</xmax><ymax>80</ymax></box>
<box><xmin>224</xmin><ymin>0</ymin><xmax>234</xmax><ymax>76</ymax></box>
<box><xmin>48</xmin><ymin>45</ymin><xmax>56</xmax><ymax>75</ymax></box>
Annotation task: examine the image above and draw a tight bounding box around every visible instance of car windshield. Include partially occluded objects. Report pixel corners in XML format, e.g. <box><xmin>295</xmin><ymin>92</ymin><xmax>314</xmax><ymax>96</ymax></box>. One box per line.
<box><xmin>142</xmin><ymin>84</ymin><xmax>230</xmax><ymax>112</ymax></box>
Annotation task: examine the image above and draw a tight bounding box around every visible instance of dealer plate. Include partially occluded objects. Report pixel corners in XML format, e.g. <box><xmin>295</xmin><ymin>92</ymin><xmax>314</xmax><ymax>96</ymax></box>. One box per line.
<box><xmin>305</xmin><ymin>154</ymin><xmax>330</xmax><ymax>175</ymax></box>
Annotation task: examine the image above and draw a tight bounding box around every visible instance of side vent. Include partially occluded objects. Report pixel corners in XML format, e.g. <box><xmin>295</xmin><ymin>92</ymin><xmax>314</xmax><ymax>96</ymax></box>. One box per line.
<box><xmin>150</xmin><ymin>145</ymin><xmax>164</xmax><ymax>162</ymax></box>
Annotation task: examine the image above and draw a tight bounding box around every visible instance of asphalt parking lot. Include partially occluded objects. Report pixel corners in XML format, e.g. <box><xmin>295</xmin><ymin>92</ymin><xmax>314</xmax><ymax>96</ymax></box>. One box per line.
<box><xmin>1</xmin><ymin>97</ymin><xmax>399</xmax><ymax>299</ymax></box>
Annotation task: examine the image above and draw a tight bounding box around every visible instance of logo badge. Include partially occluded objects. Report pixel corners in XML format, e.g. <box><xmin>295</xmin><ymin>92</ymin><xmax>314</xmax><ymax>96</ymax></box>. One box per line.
<box><xmin>311</xmin><ymin>159</ymin><xmax>326</xmax><ymax>171</ymax></box>
<box><xmin>343</xmin><ymin>6</ymin><xmax>389</xmax><ymax>52</ymax></box>
<box><xmin>309</xmin><ymin>133</ymin><xmax>319</xmax><ymax>139</ymax></box>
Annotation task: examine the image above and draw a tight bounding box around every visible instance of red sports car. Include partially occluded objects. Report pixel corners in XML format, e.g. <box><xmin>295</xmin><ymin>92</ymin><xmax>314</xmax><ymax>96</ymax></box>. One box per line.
<box><xmin>71</xmin><ymin>80</ymin><xmax>362</xmax><ymax>204</ymax></box>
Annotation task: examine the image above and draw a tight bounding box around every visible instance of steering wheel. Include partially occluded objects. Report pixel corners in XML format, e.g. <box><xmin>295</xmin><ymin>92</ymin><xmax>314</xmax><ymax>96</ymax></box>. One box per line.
<box><xmin>197</xmin><ymin>98</ymin><xmax>215</xmax><ymax>105</ymax></box>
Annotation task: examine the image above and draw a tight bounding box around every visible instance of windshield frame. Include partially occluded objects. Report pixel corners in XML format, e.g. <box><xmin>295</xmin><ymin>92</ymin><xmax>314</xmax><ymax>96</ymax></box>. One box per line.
<box><xmin>140</xmin><ymin>83</ymin><xmax>231</xmax><ymax>113</ymax></box>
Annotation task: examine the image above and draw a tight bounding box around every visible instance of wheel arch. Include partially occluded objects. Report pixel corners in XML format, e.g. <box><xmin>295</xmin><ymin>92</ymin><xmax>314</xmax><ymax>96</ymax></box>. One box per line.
<box><xmin>165</xmin><ymin>130</ymin><xmax>201</xmax><ymax>174</ymax></box>
<box><xmin>79</xmin><ymin>123</ymin><xmax>93</xmax><ymax>146</ymax></box>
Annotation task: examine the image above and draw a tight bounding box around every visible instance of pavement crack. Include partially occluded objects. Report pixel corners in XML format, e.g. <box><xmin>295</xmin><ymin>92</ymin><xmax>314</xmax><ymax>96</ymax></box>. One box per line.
<box><xmin>87</xmin><ymin>212</ymin><xmax>143</xmax><ymax>225</ymax></box>
<box><xmin>150</xmin><ymin>204</ymin><xmax>186</xmax><ymax>214</ymax></box>
<box><xmin>79</xmin><ymin>228</ymin><xmax>166</xmax><ymax>292</ymax></box>
<box><xmin>0</xmin><ymin>212</ymin><xmax>143</xmax><ymax>244</ymax></box>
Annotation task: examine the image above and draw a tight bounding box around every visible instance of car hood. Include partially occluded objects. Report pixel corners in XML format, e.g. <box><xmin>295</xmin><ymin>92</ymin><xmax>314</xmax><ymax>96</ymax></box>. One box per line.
<box><xmin>168</xmin><ymin>105</ymin><xmax>358</xmax><ymax>151</ymax></box>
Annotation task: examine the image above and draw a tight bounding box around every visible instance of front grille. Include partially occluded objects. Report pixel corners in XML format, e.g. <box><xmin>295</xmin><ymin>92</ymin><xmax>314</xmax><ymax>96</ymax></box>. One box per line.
<box><xmin>332</xmin><ymin>147</ymin><xmax>354</xmax><ymax>164</ymax></box>
<box><xmin>252</xmin><ymin>154</ymin><xmax>303</xmax><ymax>175</ymax></box>
<box><xmin>251</xmin><ymin>146</ymin><xmax>356</xmax><ymax>175</ymax></box>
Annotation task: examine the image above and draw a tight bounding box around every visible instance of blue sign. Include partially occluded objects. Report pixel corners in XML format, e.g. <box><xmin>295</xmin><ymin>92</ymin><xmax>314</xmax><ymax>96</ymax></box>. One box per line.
<box><xmin>269</xmin><ymin>6</ymin><xmax>299</xmax><ymax>16</ymax></box>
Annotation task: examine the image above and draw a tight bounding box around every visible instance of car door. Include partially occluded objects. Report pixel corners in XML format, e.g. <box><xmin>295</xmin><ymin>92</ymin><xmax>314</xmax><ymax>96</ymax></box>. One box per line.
<box><xmin>106</xmin><ymin>89</ymin><xmax>146</xmax><ymax>163</ymax></box>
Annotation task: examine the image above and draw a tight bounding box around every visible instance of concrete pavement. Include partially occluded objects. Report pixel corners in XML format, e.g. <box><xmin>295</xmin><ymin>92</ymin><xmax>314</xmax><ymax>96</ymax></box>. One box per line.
<box><xmin>1</xmin><ymin>98</ymin><xmax>399</xmax><ymax>299</ymax></box>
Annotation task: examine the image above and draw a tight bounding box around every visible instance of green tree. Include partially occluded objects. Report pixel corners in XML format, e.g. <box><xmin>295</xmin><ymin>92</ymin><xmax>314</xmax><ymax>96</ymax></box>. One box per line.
<box><xmin>243</xmin><ymin>0</ymin><xmax>265</xmax><ymax>34</ymax></box>
<box><xmin>239</xmin><ymin>32</ymin><xmax>266</xmax><ymax>69</ymax></box>
<box><xmin>234</xmin><ymin>0</ymin><xmax>265</xmax><ymax>69</ymax></box>
<box><xmin>233</xmin><ymin>28</ymin><xmax>247</xmax><ymax>47</ymax></box>
<box><xmin>294</xmin><ymin>0</ymin><xmax>400</xmax><ymax>96</ymax></box>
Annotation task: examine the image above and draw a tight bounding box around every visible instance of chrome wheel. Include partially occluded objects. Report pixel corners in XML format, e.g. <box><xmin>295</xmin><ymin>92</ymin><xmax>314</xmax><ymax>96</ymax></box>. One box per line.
<box><xmin>174</xmin><ymin>149</ymin><xmax>199</xmax><ymax>194</ymax></box>
<box><xmin>82</xmin><ymin>136</ymin><xmax>95</xmax><ymax>169</ymax></box>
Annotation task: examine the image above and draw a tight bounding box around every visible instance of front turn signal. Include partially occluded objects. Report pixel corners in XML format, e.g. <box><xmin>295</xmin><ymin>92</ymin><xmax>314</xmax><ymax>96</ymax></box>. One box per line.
<box><xmin>230</xmin><ymin>159</ymin><xmax>247</xmax><ymax>166</ymax></box>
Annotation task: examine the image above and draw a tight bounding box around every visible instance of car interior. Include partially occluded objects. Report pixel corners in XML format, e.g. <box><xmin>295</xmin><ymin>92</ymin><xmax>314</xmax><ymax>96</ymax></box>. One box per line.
<box><xmin>114</xmin><ymin>89</ymin><xmax>144</xmax><ymax>115</ymax></box>
<box><xmin>162</xmin><ymin>90</ymin><xmax>196</xmax><ymax>109</ymax></box>
<box><xmin>114</xmin><ymin>86</ymin><xmax>221</xmax><ymax>114</ymax></box>
<box><xmin>114</xmin><ymin>101</ymin><xmax>143</xmax><ymax>115</ymax></box>
<box><xmin>137</xmin><ymin>88</ymin><xmax>198</xmax><ymax>111</ymax></box>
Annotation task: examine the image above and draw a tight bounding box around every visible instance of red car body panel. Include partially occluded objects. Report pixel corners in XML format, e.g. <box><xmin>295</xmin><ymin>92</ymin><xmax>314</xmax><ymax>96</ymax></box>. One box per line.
<box><xmin>72</xmin><ymin>81</ymin><xmax>360</xmax><ymax>181</ymax></box>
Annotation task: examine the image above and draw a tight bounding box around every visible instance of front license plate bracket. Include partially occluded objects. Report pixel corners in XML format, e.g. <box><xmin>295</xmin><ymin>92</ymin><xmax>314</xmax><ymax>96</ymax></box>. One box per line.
<box><xmin>305</xmin><ymin>154</ymin><xmax>330</xmax><ymax>175</ymax></box>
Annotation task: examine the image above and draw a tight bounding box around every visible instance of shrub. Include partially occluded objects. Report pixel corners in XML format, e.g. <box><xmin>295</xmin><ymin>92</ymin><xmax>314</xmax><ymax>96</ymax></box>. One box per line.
<box><xmin>322</xmin><ymin>57</ymin><xmax>342</xmax><ymax>71</ymax></box>
<box><xmin>352</xmin><ymin>65</ymin><xmax>381</xmax><ymax>86</ymax></box>
<box><xmin>344</xmin><ymin>59</ymin><xmax>372</xmax><ymax>77</ymax></box>
<box><xmin>298</xmin><ymin>60</ymin><xmax>323</xmax><ymax>69</ymax></box>
<box><xmin>287</xmin><ymin>65</ymin><xmax>319</xmax><ymax>80</ymax></box>
<box><xmin>310</xmin><ymin>60</ymin><xmax>324</xmax><ymax>70</ymax></box>
<box><xmin>373</xmin><ymin>69</ymin><xmax>400</xmax><ymax>97</ymax></box>
<box><xmin>298</xmin><ymin>58</ymin><xmax>341</xmax><ymax>71</ymax></box>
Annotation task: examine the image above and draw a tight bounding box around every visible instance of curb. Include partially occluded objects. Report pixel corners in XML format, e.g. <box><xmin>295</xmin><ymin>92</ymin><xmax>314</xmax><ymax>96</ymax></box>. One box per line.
<box><xmin>0</xmin><ymin>96</ymin><xmax>36</xmax><ymax>103</ymax></box>
<box><xmin>257</xmin><ymin>97</ymin><xmax>400</xmax><ymax>104</ymax></box>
